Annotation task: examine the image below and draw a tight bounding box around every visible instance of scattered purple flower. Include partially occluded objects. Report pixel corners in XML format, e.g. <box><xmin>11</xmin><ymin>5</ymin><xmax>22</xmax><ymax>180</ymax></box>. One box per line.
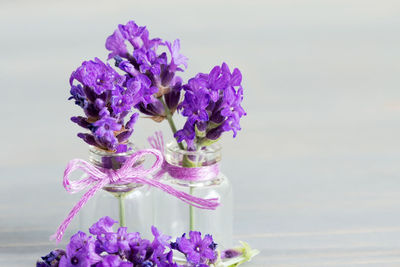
<box><xmin>96</xmin><ymin>255</ymin><xmax>133</xmax><ymax>267</ymax></box>
<box><xmin>151</xmin><ymin>226</ymin><xmax>171</xmax><ymax>249</ymax></box>
<box><xmin>36</xmin><ymin>249</ymin><xmax>65</xmax><ymax>267</ymax></box>
<box><xmin>59</xmin><ymin>231</ymin><xmax>101</xmax><ymax>267</ymax></box>
<box><xmin>40</xmin><ymin>217</ymin><xmax>256</xmax><ymax>267</ymax></box>
<box><xmin>174</xmin><ymin>231</ymin><xmax>217</xmax><ymax>265</ymax></box>
<box><xmin>89</xmin><ymin>216</ymin><xmax>117</xmax><ymax>236</ymax></box>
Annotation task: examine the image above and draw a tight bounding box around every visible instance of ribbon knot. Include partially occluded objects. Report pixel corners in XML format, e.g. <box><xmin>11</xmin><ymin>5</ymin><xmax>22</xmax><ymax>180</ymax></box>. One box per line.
<box><xmin>106</xmin><ymin>169</ymin><xmax>123</xmax><ymax>184</ymax></box>
<box><xmin>52</xmin><ymin>148</ymin><xmax>220</xmax><ymax>243</ymax></box>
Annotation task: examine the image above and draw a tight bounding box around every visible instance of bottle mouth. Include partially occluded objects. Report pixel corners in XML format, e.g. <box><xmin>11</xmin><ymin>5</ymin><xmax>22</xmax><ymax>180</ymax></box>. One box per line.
<box><xmin>89</xmin><ymin>142</ymin><xmax>138</xmax><ymax>157</ymax></box>
<box><xmin>165</xmin><ymin>141</ymin><xmax>222</xmax><ymax>156</ymax></box>
<box><xmin>165</xmin><ymin>141</ymin><xmax>222</xmax><ymax>167</ymax></box>
<box><xmin>89</xmin><ymin>142</ymin><xmax>142</xmax><ymax>170</ymax></box>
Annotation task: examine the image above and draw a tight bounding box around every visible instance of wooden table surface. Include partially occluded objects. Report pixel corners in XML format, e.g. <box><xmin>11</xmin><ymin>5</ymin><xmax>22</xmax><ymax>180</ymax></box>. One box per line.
<box><xmin>1</xmin><ymin>0</ymin><xmax>400</xmax><ymax>266</ymax></box>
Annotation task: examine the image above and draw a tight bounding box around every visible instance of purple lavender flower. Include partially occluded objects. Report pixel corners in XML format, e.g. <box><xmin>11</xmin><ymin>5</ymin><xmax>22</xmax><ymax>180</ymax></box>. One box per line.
<box><xmin>40</xmin><ymin>217</ymin><xmax>236</xmax><ymax>267</ymax></box>
<box><xmin>220</xmin><ymin>248</ymin><xmax>241</xmax><ymax>259</ymax></box>
<box><xmin>178</xmin><ymin>81</ymin><xmax>210</xmax><ymax>124</ymax></box>
<box><xmin>127</xmin><ymin>237</ymin><xmax>152</xmax><ymax>264</ymax></box>
<box><xmin>105</xmin><ymin>29</ymin><xmax>129</xmax><ymax>60</ymax></box>
<box><xmin>69</xmin><ymin>58</ymin><xmax>140</xmax><ymax>152</ymax></box>
<box><xmin>90</xmin><ymin>217</ymin><xmax>140</xmax><ymax>256</ymax></box>
<box><xmin>175</xmin><ymin>62</ymin><xmax>246</xmax><ymax>148</ymax></box>
<box><xmin>59</xmin><ymin>231</ymin><xmax>101</xmax><ymax>267</ymax></box>
<box><xmin>174</xmin><ymin>121</ymin><xmax>196</xmax><ymax>149</ymax></box>
<box><xmin>106</xmin><ymin>21</ymin><xmax>187</xmax><ymax>123</ymax></box>
<box><xmin>173</xmin><ymin>231</ymin><xmax>217</xmax><ymax>265</ymax></box>
<box><xmin>70</xmin><ymin>58</ymin><xmax>124</xmax><ymax>95</ymax></box>
<box><xmin>89</xmin><ymin>216</ymin><xmax>117</xmax><ymax>236</ymax></box>
<box><xmin>133</xmin><ymin>48</ymin><xmax>162</xmax><ymax>76</ymax></box>
<box><xmin>152</xmin><ymin>248</ymin><xmax>175</xmax><ymax>267</ymax></box>
<box><xmin>165</xmin><ymin>39</ymin><xmax>188</xmax><ymax>72</ymax></box>
<box><xmin>96</xmin><ymin>255</ymin><xmax>133</xmax><ymax>267</ymax></box>
<box><xmin>151</xmin><ymin>226</ymin><xmax>171</xmax><ymax>249</ymax></box>
<box><xmin>36</xmin><ymin>249</ymin><xmax>66</xmax><ymax>267</ymax></box>
<box><xmin>106</xmin><ymin>21</ymin><xmax>161</xmax><ymax>60</ymax></box>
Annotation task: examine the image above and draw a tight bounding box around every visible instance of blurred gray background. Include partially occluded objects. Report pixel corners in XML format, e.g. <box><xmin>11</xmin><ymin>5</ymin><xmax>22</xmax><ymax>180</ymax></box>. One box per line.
<box><xmin>1</xmin><ymin>0</ymin><xmax>400</xmax><ymax>266</ymax></box>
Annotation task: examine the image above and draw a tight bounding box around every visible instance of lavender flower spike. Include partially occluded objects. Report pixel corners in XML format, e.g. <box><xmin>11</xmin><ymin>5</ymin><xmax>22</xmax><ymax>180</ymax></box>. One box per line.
<box><xmin>175</xmin><ymin>62</ymin><xmax>246</xmax><ymax>149</ymax></box>
<box><xmin>106</xmin><ymin>21</ymin><xmax>187</xmax><ymax>123</ymax></box>
<box><xmin>69</xmin><ymin>58</ymin><xmax>140</xmax><ymax>152</ymax></box>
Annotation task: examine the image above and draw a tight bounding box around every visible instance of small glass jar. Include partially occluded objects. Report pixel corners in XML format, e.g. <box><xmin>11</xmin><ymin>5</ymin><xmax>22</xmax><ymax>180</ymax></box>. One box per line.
<box><xmin>79</xmin><ymin>143</ymin><xmax>153</xmax><ymax>239</ymax></box>
<box><xmin>153</xmin><ymin>141</ymin><xmax>233</xmax><ymax>248</ymax></box>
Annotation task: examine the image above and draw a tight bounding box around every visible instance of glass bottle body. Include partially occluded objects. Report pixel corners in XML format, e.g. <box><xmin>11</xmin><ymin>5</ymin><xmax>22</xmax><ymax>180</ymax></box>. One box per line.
<box><xmin>153</xmin><ymin>142</ymin><xmax>233</xmax><ymax>248</ymax></box>
<box><xmin>79</xmin><ymin>143</ymin><xmax>153</xmax><ymax>239</ymax></box>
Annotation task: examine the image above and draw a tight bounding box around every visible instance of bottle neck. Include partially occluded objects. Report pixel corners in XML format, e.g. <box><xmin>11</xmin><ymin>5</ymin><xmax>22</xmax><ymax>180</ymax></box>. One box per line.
<box><xmin>164</xmin><ymin>141</ymin><xmax>222</xmax><ymax>183</ymax></box>
<box><xmin>88</xmin><ymin>142</ymin><xmax>137</xmax><ymax>169</ymax></box>
<box><xmin>88</xmin><ymin>143</ymin><xmax>142</xmax><ymax>192</ymax></box>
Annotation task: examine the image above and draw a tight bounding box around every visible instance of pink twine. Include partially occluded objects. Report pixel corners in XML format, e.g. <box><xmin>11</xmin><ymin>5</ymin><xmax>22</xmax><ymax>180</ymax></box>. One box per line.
<box><xmin>51</xmin><ymin>148</ymin><xmax>219</xmax><ymax>243</ymax></box>
<box><xmin>148</xmin><ymin>131</ymin><xmax>220</xmax><ymax>181</ymax></box>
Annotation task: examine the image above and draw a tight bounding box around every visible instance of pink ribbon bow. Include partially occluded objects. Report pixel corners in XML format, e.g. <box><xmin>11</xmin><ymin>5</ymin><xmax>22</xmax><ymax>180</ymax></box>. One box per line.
<box><xmin>52</xmin><ymin>149</ymin><xmax>219</xmax><ymax>243</ymax></box>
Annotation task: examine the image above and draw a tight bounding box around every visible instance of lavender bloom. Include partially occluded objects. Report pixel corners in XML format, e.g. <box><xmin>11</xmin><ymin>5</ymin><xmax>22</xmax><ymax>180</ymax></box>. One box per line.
<box><xmin>106</xmin><ymin>21</ymin><xmax>160</xmax><ymax>60</ymax></box>
<box><xmin>116</xmin><ymin>113</ymin><xmax>139</xmax><ymax>144</ymax></box>
<box><xmin>100</xmin><ymin>229</ymin><xmax>139</xmax><ymax>256</ymax></box>
<box><xmin>40</xmin><ymin>217</ymin><xmax>254</xmax><ymax>267</ymax></box>
<box><xmin>178</xmin><ymin>81</ymin><xmax>210</xmax><ymax>124</ymax></box>
<box><xmin>220</xmin><ymin>248</ymin><xmax>241</xmax><ymax>259</ymax></box>
<box><xmin>173</xmin><ymin>231</ymin><xmax>217</xmax><ymax>265</ymax></box>
<box><xmin>174</xmin><ymin>121</ymin><xmax>196</xmax><ymax>149</ymax></box>
<box><xmin>105</xmin><ymin>29</ymin><xmax>129</xmax><ymax>60</ymax></box>
<box><xmin>89</xmin><ymin>216</ymin><xmax>117</xmax><ymax>236</ymax></box>
<box><xmin>151</xmin><ymin>226</ymin><xmax>171</xmax><ymax>249</ymax></box>
<box><xmin>96</xmin><ymin>255</ymin><xmax>133</xmax><ymax>267</ymax></box>
<box><xmin>165</xmin><ymin>39</ymin><xmax>188</xmax><ymax>72</ymax></box>
<box><xmin>175</xmin><ymin>63</ymin><xmax>246</xmax><ymax>148</ymax></box>
<box><xmin>106</xmin><ymin>21</ymin><xmax>187</xmax><ymax>122</ymax></box>
<box><xmin>36</xmin><ymin>249</ymin><xmax>66</xmax><ymax>267</ymax></box>
<box><xmin>92</xmin><ymin>109</ymin><xmax>122</xmax><ymax>150</ymax></box>
<box><xmin>152</xmin><ymin>248</ymin><xmax>175</xmax><ymax>267</ymax></box>
<box><xmin>70</xmin><ymin>58</ymin><xmax>124</xmax><ymax>95</ymax></box>
<box><xmin>59</xmin><ymin>231</ymin><xmax>101</xmax><ymax>267</ymax></box>
<box><xmin>69</xmin><ymin>58</ymin><xmax>139</xmax><ymax>152</ymax></box>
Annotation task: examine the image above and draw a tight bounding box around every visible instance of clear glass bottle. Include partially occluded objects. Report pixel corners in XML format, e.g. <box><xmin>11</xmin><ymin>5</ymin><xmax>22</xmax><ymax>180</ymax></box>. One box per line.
<box><xmin>79</xmin><ymin>143</ymin><xmax>154</xmax><ymax>239</ymax></box>
<box><xmin>153</xmin><ymin>141</ymin><xmax>233</xmax><ymax>248</ymax></box>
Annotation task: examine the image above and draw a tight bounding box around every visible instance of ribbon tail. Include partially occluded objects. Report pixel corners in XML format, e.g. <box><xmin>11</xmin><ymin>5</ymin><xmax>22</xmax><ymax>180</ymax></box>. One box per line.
<box><xmin>133</xmin><ymin>177</ymin><xmax>220</xmax><ymax>210</ymax></box>
<box><xmin>50</xmin><ymin>179</ymin><xmax>107</xmax><ymax>243</ymax></box>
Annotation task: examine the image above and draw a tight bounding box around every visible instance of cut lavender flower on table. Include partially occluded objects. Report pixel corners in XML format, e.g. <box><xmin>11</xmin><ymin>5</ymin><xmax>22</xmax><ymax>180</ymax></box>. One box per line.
<box><xmin>39</xmin><ymin>217</ymin><xmax>258</xmax><ymax>267</ymax></box>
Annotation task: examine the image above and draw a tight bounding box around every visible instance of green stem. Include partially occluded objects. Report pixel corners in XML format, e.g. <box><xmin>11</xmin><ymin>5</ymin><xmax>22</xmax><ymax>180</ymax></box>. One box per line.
<box><xmin>159</xmin><ymin>97</ymin><xmax>196</xmax><ymax>231</ymax></box>
<box><xmin>118</xmin><ymin>193</ymin><xmax>126</xmax><ymax>227</ymax></box>
<box><xmin>159</xmin><ymin>97</ymin><xmax>185</xmax><ymax>150</ymax></box>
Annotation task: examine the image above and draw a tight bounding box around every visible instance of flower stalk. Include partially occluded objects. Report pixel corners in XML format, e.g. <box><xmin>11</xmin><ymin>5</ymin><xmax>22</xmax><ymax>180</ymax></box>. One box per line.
<box><xmin>159</xmin><ymin>97</ymin><xmax>185</xmax><ymax>150</ymax></box>
<box><xmin>118</xmin><ymin>193</ymin><xmax>126</xmax><ymax>228</ymax></box>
